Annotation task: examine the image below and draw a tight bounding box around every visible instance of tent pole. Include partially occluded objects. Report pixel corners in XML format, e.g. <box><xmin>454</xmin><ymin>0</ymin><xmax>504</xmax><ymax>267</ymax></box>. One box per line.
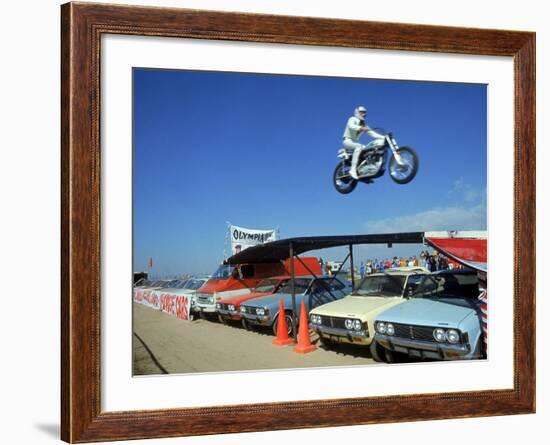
<box><xmin>289</xmin><ymin>242</ymin><xmax>297</xmax><ymax>343</ymax></box>
<box><xmin>349</xmin><ymin>244</ymin><xmax>355</xmax><ymax>290</ymax></box>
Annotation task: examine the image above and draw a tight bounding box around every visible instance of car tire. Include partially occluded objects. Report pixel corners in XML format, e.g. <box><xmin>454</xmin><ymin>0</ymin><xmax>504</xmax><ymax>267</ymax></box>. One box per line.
<box><xmin>241</xmin><ymin>318</ymin><xmax>250</xmax><ymax>330</ymax></box>
<box><xmin>383</xmin><ymin>348</ymin><xmax>397</xmax><ymax>363</ymax></box>
<box><xmin>272</xmin><ymin>312</ymin><xmax>295</xmax><ymax>337</ymax></box>
<box><xmin>370</xmin><ymin>340</ymin><xmax>389</xmax><ymax>363</ymax></box>
<box><xmin>473</xmin><ymin>338</ymin><xmax>486</xmax><ymax>359</ymax></box>
<box><xmin>217</xmin><ymin>314</ymin><xmax>227</xmax><ymax>325</ymax></box>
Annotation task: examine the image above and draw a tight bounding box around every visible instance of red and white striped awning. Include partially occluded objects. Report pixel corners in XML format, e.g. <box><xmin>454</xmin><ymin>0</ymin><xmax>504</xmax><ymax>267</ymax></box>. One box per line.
<box><xmin>424</xmin><ymin>231</ymin><xmax>487</xmax><ymax>272</ymax></box>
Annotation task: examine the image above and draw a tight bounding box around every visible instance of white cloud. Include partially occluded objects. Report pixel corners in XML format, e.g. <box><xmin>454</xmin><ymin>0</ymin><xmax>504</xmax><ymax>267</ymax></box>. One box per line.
<box><xmin>464</xmin><ymin>188</ymin><xmax>481</xmax><ymax>202</ymax></box>
<box><xmin>365</xmin><ymin>203</ymin><xmax>487</xmax><ymax>233</ymax></box>
<box><xmin>450</xmin><ymin>176</ymin><xmax>465</xmax><ymax>193</ymax></box>
<box><xmin>448</xmin><ymin>176</ymin><xmax>485</xmax><ymax>203</ymax></box>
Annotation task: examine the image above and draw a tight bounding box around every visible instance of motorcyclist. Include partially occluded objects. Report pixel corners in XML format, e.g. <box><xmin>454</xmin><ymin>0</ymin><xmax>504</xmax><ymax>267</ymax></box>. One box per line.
<box><xmin>342</xmin><ymin>106</ymin><xmax>385</xmax><ymax>179</ymax></box>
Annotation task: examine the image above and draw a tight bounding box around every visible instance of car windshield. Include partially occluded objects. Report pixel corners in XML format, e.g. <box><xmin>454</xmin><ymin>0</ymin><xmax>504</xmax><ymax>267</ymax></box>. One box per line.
<box><xmin>173</xmin><ymin>280</ymin><xmax>189</xmax><ymax>289</ymax></box>
<box><xmin>412</xmin><ymin>272</ymin><xmax>479</xmax><ymax>299</ymax></box>
<box><xmin>276</xmin><ymin>278</ymin><xmax>311</xmax><ymax>295</ymax></box>
<box><xmin>211</xmin><ymin>264</ymin><xmax>234</xmax><ymax>279</ymax></box>
<box><xmin>313</xmin><ymin>278</ymin><xmax>346</xmax><ymax>292</ymax></box>
<box><xmin>353</xmin><ymin>274</ymin><xmax>406</xmax><ymax>297</ymax></box>
<box><xmin>184</xmin><ymin>279</ymin><xmax>206</xmax><ymax>290</ymax></box>
<box><xmin>254</xmin><ymin>278</ymin><xmax>282</xmax><ymax>294</ymax></box>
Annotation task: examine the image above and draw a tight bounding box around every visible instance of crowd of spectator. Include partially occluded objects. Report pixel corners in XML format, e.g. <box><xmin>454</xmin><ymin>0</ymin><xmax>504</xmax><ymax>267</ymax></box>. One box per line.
<box><xmin>354</xmin><ymin>249</ymin><xmax>461</xmax><ymax>278</ymax></box>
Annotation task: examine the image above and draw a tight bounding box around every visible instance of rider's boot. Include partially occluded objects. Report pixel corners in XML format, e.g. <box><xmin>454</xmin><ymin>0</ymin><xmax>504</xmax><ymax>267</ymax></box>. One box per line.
<box><xmin>350</xmin><ymin>148</ymin><xmax>361</xmax><ymax>179</ymax></box>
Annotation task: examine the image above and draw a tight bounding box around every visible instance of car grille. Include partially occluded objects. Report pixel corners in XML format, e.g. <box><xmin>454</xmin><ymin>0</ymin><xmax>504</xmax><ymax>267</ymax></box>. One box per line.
<box><xmin>218</xmin><ymin>303</ymin><xmax>228</xmax><ymax>311</ymax></box>
<box><xmin>241</xmin><ymin>306</ymin><xmax>253</xmax><ymax>314</ymax></box>
<box><xmin>196</xmin><ymin>293</ymin><xmax>213</xmax><ymax>304</ymax></box>
<box><xmin>392</xmin><ymin>323</ymin><xmax>436</xmax><ymax>342</ymax></box>
<box><xmin>319</xmin><ymin>316</ymin><xmax>349</xmax><ymax>330</ymax></box>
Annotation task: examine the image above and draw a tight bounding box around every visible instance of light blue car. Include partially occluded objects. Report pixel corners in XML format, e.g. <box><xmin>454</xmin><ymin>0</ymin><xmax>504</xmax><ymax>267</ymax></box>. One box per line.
<box><xmin>240</xmin><ymin>276</ymin><xmax>350</xmax><ymax>336</ymax></box>
<box><xmin>371</xmin><ymin>269</ymin><xmax>485</xmax><ymax>362</ymax></box>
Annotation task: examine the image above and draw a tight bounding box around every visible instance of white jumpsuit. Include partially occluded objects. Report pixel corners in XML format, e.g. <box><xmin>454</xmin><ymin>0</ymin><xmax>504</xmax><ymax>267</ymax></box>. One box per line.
<box><xmin>342</xmin><ymin>116</ymin><xmax>385</xmax><ymax>176</ymax></box>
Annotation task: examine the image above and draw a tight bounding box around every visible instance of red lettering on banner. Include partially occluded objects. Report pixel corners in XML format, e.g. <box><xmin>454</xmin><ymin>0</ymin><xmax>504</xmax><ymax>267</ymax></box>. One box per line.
<box><xmin>136</xmin><ymin>290</ymin><xmax>190</xmax><ymax>321</ymax></box>
<box><xmin>134</xmin><ymin>289</ymin><xmax>144</xmax><ymax>302</ymax></box>
<box><xmin>160</xmin><ymin>294</ymin><xmax>177</xmax><ymax>315</ymax></box>
<box><xmin>143</xmin><ymin>290</ymin><xmax>152</xmax><ymax>304</ymax></box>
<box><xmin>176</xmin><ymin>296</ymin><xmax>189</xmax><ymax>321</ymax></box>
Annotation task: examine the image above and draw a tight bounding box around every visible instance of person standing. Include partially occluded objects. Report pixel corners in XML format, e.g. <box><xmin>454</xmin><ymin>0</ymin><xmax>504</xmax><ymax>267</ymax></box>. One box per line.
<box><xmin>360</xmin><ymin>261</ymin><xmax>366</xmax><ymax>279</ymax></box>
<box><xmin>427</xmin><ymin>254</ymin><xmax>437</xmax><ymax>272</ymax></box>
<box><xmin>419</xmin><ymin>251</ymin><xmax>426</xmax><ymax>268</ymax></box>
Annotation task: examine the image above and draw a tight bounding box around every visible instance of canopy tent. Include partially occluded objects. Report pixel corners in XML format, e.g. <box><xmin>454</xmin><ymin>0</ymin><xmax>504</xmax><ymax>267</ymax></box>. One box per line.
<box><xmin>225</xmin><ymin>232</ymin><xmax>424</xmax><ymax>265</ymax></box>
<box><xmin>225</xmin><ymin>231</ymin><xmax>424</xmax><ymax>342</ymax></box>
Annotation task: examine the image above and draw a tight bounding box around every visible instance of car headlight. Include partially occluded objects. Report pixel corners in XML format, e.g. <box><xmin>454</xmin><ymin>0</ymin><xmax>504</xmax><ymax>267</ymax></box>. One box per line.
<box><xmin>256</xmin><ymin>308</ymin><xmax>265</xmax><ymax>316</ymax></box>
<box><xmin>228</xmin><ymin>304</ymin><xmax>235</xmax><ymax>311</ymax></box>
<box><xmin>353</xmin><ymin>319</ymin><xmax>362</xmax><ymax>331</ymax></box>
<box><xmin>215</xmin><ymin>303</ymin><xmax>221</xmax><ymax>309</ymax></box>
<box><xmin>376</xmin><ymin>322</ymin><xmax>387</xmax><ymax>334</ymax></box>
<box><xmin>446</xmin><ymin>329</ymin><xmax>460</xmax><ymax>344</ymax></box>
<box><xmin>310</xmin><ymin>314</ymin><xmax>322</xmax><ymax>325</ymax></box>
<box><xmin>433</xmin><ymin>328</ymin><xmax>446</xmax><ymax>342</ymax></box>
<box><xmin>345</xmin><ymin>319</ymin><xmax>354</xmax><ymax>330</ymax></box>
<box><xmin>240</xmin><ymin>306</ymin><xmax>247</xmax><ymax>313</ymax></box>
<box><xmin>386</xmin><ymin>323</ymin><xmax>395</xmax><ymax>336</ymax></box>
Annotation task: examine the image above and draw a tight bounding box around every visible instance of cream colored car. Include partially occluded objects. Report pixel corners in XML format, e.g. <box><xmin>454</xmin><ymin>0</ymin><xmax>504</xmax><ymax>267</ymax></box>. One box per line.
<box><xmin>309</xmin><ymin>267</ymin><xmax>428</xmax><ymax>347</ymax></box>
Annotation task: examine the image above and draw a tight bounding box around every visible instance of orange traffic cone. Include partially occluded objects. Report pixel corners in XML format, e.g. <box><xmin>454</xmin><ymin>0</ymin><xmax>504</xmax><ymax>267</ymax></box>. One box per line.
<box><xmin>294</xmin><ymin>300</ymin><xmax>317</xmax><ymax>354</ymax></box>
<box><xmin>272</xmin><ymin>298</ymin><xmax>293</xmax><ymax>346</ymax></box>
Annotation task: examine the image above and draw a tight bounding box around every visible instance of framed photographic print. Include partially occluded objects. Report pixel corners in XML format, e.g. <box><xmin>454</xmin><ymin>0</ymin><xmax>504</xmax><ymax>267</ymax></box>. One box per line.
<box><xmin>61</xmin><ymin>2</ymin><xmax>535</xmax><ymax>442</ymax></box>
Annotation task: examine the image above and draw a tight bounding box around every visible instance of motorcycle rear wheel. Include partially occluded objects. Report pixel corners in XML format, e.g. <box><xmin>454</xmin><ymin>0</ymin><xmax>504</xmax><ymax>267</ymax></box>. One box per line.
<box><xmin>389</xmin><ymin>146</ymin><xmax>419</xmax><ymax>184</ymax></box>
<box><xmin>333</xmin><ymin>161</ymin><xmax>357</xmax><ymax>194</ymax></box>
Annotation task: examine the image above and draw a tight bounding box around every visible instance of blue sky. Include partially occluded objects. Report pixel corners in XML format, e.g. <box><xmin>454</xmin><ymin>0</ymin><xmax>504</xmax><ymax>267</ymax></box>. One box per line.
<box><xmin>133</xmin><ymin>68</ymin><xmax>487</xmax><ymax>276</ymax></box>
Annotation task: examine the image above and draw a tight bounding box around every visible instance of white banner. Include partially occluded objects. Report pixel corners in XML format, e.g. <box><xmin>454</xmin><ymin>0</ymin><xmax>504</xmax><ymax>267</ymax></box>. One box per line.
<box><xmin>230</xmin><ymin>224</ymin><xmax>277</xmax><ymax>254</ymax></box>
<box><xmin>133</xmin><ymin>288</ymin><xmax>192</xmax><ymax>321</ymax></box>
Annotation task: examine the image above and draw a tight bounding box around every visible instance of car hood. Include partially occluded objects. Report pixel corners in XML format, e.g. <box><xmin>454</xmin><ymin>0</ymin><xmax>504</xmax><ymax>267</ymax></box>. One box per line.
<box><xmin>311</xmin><ymin>295</ymin><xmax>403</xmax><ymax>318</ymax></box>
<box><xmin>220</xmin><ymin>292</ymin><xmax>271</xmax><ymax>305</ymax></box>
<box><xmin>242</xmin><ymin>292</ymin><xmax>303</xmax><ymax>309</ymax></box>
<box><xmin>376</xmin><ymin>298</ymin><xmax>478</xmax><ymax>327</ymax></box>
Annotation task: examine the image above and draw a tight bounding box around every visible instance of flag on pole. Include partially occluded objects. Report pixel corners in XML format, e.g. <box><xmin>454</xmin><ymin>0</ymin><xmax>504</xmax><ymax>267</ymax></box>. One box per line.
<box><xmin>229</xmin><ymin>224</ymin><xmax>278</xmax><ymax>254</ymax></box>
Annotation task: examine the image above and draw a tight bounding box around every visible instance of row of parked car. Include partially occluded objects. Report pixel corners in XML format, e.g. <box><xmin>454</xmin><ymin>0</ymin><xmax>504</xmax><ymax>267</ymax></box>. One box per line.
<box><xmin>135</xmin><ymin>257</ymin><xmax>486</xmax><ymax>363</ymax></box>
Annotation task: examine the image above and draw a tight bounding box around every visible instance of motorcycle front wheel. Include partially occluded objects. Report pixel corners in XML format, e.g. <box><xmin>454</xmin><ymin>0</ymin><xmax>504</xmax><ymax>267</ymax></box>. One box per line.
<box><xmin>333</xmin><ymin>161</ymin><xmax>357</xmax><ymax>194</ymax></box>
<box><xmin>389</xmin><ymin>146</ymin><xmax>419</xmax><ymax>184</ymax></box>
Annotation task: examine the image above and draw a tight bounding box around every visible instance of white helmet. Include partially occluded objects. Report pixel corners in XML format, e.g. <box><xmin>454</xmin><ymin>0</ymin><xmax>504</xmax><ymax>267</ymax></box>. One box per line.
<box><xmin>354</xmin><ymin>105</ymin><xmax>367</xmax><ymax>120</ymax></box>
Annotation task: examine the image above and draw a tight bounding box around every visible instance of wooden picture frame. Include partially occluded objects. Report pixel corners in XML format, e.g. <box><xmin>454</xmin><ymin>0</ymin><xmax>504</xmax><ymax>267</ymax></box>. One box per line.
<box><xmin>61</xmin><ymin>2</ymin><xmax>535</xmax><ymax>442</ymax></box>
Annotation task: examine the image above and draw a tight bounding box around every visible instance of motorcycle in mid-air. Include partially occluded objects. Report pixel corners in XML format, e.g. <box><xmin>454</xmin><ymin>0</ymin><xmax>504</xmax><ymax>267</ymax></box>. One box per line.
<box><xmin>332</xmin><ymin>129</ymin><xmax>419</xmax><ymax>194</ymax></box>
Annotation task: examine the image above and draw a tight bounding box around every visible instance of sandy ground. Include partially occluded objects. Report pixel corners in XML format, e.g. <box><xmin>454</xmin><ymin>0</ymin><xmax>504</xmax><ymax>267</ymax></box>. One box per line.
<box><xmin>133</xmin><ymin>302</ymin><xmax>379</xmax><ymax>375</ymax></box>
